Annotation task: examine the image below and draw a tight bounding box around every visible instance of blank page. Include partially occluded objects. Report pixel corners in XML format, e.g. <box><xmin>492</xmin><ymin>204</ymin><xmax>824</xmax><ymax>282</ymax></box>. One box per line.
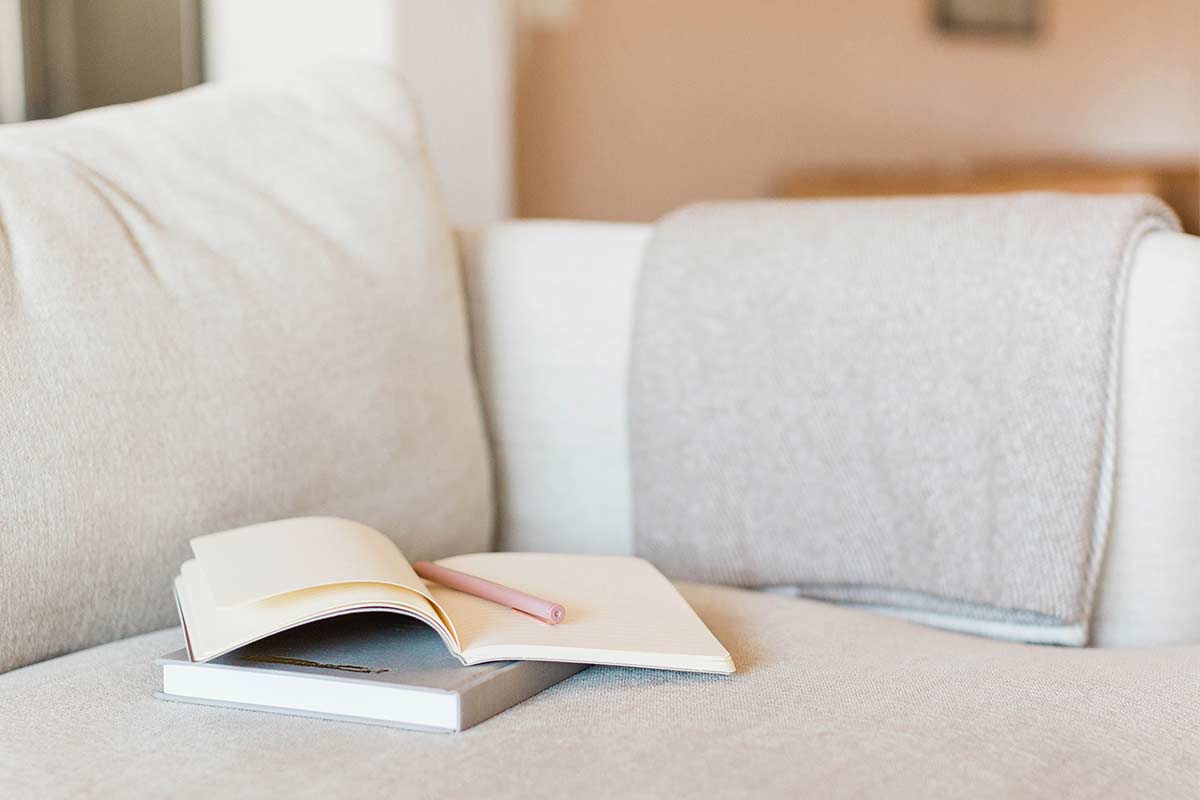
<box><xmin>190</xmin><ymin>517</ymin><xmax>429</xmax><ymax>607</ymax></box>
<box><xmin>429</xmin><ymin>553</ymin><xmax>734</xmax><ymax>674</ymax></box>
<box><xmin>176</xmin><ymin>559</ymin><xmax>455</xmax><ymax>662</ymax></box>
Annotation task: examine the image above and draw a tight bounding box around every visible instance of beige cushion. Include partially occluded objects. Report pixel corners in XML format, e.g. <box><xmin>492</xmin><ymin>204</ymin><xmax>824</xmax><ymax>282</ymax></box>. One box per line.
<box><xmin>0</xmin><ymin>63</ymin><xmax>492</xmax><ymax>674</ymax></box>
<box><xmin>457</xmin><ymin>221</ymin><xmax>650</xmax><ymax>554</ymax></box>
<box><xmin>1</xmin><ymin>584</ymin><xmax>1196</xmax><ymax>798</ymax></box>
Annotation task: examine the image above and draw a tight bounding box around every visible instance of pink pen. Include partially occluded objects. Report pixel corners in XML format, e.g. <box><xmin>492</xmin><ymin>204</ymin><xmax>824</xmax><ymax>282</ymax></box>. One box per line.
<box><xmin>413</xmin><ymin>561</ymin><xmax>567</xmax><ymax>625</ymax></box>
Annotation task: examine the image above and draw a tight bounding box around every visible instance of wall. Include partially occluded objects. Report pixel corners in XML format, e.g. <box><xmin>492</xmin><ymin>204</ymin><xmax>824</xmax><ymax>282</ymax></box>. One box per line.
<box><xmin>203</xmin><ymin>0</ymin><xmax>514</xmax><ymax>225</ymax></box>
<box><xmin>517</xmin><ymin>0</ymin><xmax>1200</xmax><ymax>221</ymax></box>
<box><xmin>396</xmin><ymin>2</ymin><xmax>514</xmax><ymax>227</ymax></box>
<box><xmin>202</xmin><ymin>0</ymin><xmax>400</xmax><ymax>77</ymax></box>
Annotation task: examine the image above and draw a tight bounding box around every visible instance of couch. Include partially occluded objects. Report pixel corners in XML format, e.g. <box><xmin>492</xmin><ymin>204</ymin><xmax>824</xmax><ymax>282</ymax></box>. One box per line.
<box><xmin>1</xmin><ymin>65</ymin><xmax>1198</xmax><ymax>798</ymax></box>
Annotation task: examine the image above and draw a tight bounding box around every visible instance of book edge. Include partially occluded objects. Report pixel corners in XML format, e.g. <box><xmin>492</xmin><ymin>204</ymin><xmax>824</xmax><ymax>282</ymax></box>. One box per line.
<box><xmin>157</xmin><ymin>656</ymin><xmax>587</xmax><ymax>732</ymax></box>
<box><xmin>155</xmin><ymin>692</ymin><xmax>457</xmax><ymax>733</ymax></box>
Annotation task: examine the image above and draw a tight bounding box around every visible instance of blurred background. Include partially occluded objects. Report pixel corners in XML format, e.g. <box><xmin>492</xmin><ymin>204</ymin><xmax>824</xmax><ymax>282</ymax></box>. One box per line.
<box><xmin>1</xmin><ymin>0</ymin><xmax>1196</xmax><ymax>230</ymax></box>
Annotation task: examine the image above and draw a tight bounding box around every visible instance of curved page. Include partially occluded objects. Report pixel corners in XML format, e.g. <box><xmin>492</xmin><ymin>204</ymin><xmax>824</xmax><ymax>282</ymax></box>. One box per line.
<box><xmin>177</xmin><ymin>559</ymin><xmax>460</xmax><ymax>663</ymax></box>
<box><xmin>190</xmin><ymin>517</ymin><xmax>432</xmax><ymax>607</ymax></box>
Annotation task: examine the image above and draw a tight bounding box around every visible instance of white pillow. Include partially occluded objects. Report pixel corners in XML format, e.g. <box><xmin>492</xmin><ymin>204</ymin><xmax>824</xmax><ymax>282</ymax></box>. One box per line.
<box><xmin>0</xmin><ymin>63</ymin><xmax>492</xmax><ymax>673</ymax></box>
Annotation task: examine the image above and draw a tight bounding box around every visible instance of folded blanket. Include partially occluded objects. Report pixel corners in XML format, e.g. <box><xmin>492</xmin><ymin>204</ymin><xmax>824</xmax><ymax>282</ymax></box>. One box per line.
<box><xmin>630</xmin><ymin>193</ymin><xmax>1179</xmax><ymax>645</ymax></box>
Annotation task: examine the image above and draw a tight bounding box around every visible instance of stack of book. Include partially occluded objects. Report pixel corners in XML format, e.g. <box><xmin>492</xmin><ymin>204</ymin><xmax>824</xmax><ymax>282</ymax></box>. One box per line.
<box><xmin>160</xmin><ymin>517</ymin><xmax>734</xmax><ymax>732</ymax></box>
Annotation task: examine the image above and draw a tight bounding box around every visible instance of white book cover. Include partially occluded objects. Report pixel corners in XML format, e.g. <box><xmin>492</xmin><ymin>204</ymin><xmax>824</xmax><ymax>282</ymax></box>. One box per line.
<box><xmin>158</xmin><ymin>613</ymin><xmax>585</xmax><ymax>733</ymax></box>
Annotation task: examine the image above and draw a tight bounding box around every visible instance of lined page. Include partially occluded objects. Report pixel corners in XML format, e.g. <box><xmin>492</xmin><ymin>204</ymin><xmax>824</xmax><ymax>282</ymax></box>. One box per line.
<box><xmin>430</xmin><ymin>554</ymin><xmax>734</xmax><ymax>674</ymax></box>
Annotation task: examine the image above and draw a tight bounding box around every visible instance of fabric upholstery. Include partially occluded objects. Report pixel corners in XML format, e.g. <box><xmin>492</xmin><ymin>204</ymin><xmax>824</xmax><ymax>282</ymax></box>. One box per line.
<box><xmin>629</xmin><ymin>196</ymin><xmax>1179</xmax><ymax>645</ymax></box>
<box><xmin>1095</xmin><ymin>231</ymin><xmax>1200</xmax><ymax>645</ymax></box>
<box><xmin>0</xmin><ymin>63</ymin><xmax>493</xmax><ymax>674</ymax></box>
<box><xmin>459</xmin><ymin>220</ymin><xmax>1200</xmax><ymax>647</ymax></box>
<box><xmin>1</xmin><ymin>584</ymin><xmax>1197</xmax><ymax>799</ymax></box>
<box><xmin>458</xmin><ymin>221</ymin><xmax>650</xmax><ymax>554</ymax></box>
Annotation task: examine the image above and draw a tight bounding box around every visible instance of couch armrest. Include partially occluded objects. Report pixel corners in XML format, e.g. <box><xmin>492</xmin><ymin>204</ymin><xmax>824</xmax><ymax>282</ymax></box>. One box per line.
<box><xmin>458</xmin><ymin>220</ymin><xmax>1200</xmax><ymax>647</ymax></box>
<box><xmin>1095</xmin><ymin>230</ymin><xmax>1200</xmax><ymax>646</ymax></box>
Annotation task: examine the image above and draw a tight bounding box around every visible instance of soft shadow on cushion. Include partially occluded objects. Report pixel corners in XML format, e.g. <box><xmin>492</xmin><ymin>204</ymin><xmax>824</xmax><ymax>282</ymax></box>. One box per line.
<box><xmin>0</xmin><ymin>62</ymin><xmax>493</xmax><ymax>673</ymax></box>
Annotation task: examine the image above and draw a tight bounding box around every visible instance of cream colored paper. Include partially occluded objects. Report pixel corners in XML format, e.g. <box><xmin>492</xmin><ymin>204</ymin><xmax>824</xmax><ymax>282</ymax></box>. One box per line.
<box><xmin>176</xmin><ymin>560</ymin><xmax>456</xmax><ymax>662</ymax></box>
<box><xmin>190</xmin><ymin>517</ymin><xmax>429</xmax><ymax>607</ymax></box>
<box><xmin>430</xmin><ymin>553</ymin><xmax>733</xmax><ymax>673</ymax></box>
<box><xmin>175</xmin><ymin>518</ymin><xmax>734</xmax><ymax>674</ymax></box>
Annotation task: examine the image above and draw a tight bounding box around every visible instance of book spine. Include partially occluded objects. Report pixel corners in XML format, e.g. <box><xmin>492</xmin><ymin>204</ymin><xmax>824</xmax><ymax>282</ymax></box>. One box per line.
<box><xmin>457</xmin><ymin>661</ymin><xmax>586</xmax><ymax>731</ymax></box>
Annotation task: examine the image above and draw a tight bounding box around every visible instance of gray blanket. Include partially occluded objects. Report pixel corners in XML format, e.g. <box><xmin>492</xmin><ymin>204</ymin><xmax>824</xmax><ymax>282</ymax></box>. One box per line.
<box><xmin>630</xmin><ymin>193</ymin><xmax>1179</xmax><ymax>644</ymax></box>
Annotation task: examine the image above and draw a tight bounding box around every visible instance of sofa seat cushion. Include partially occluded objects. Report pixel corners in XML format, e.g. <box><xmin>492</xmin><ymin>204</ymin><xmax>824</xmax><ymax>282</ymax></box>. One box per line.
<box><xmin>2</xmin><ymin>584</ymin><xmax>1196</xmax><ymax>799</ymax></box>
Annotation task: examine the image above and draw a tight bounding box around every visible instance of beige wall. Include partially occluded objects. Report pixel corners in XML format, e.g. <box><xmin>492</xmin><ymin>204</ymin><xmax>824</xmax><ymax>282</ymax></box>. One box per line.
<box><xmin>517</xmin><ymin>0</ymin><xmax>1200</xmax><ymax>221</ymax></box>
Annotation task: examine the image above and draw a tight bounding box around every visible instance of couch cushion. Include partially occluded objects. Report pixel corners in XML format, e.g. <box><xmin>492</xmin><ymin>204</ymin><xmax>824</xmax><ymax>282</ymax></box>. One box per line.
<box><xmin>457</xmin><ymin>221</ymin><xmax>650</xmax><ymax>554</ymax></box>
<box><xmin>0</xmin><ymin>63</ymin><xmax>492</xmax><ymax>674</ymax></box>
<box><xmin>1</xmin><ymin>584</ymin><xmax>1196</xmax><ymax>799</ymax></box>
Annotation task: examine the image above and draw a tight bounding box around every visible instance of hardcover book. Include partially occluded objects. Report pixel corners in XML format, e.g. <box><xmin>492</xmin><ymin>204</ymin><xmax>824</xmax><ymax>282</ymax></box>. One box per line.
<box><xmin>158</xmin><ymin>613</ymin><xmax>585</xmax><ymax>732</ymax></box>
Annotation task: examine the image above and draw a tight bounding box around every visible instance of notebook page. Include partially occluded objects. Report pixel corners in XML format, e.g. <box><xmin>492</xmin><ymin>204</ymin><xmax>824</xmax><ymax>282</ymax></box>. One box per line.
<box><xmin>430</xmin><ymin>554</ymin><xmax>734</xmax><ymax>674</ymax></box>
<box><xmin>177</xmin><ymin>559</ymin><xmax>459</xmax><ymax>662</ymax></box>
<box><xmin>190</xmin><ymin>517</ymin><xmax>430</xmax><ymax>607</ymax></box>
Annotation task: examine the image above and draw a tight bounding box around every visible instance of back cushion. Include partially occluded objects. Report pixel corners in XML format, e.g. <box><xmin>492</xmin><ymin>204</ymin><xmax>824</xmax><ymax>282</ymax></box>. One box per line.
<box><xmin>0</xmin><ymin>63</ymin><xmax>493</xmax><ymax>673</ymax></box>
<box><xmin>458</xmin><ymin>221</ymin><xmax>650</xmax><ymax>555</ymax></box>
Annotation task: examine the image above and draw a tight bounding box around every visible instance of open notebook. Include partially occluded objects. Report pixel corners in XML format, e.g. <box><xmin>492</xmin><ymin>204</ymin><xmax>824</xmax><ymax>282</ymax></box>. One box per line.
<box><xmin>174</xmin><ymin>517</ymin><xmax>734</xmax><ymax>674</ymax></box>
